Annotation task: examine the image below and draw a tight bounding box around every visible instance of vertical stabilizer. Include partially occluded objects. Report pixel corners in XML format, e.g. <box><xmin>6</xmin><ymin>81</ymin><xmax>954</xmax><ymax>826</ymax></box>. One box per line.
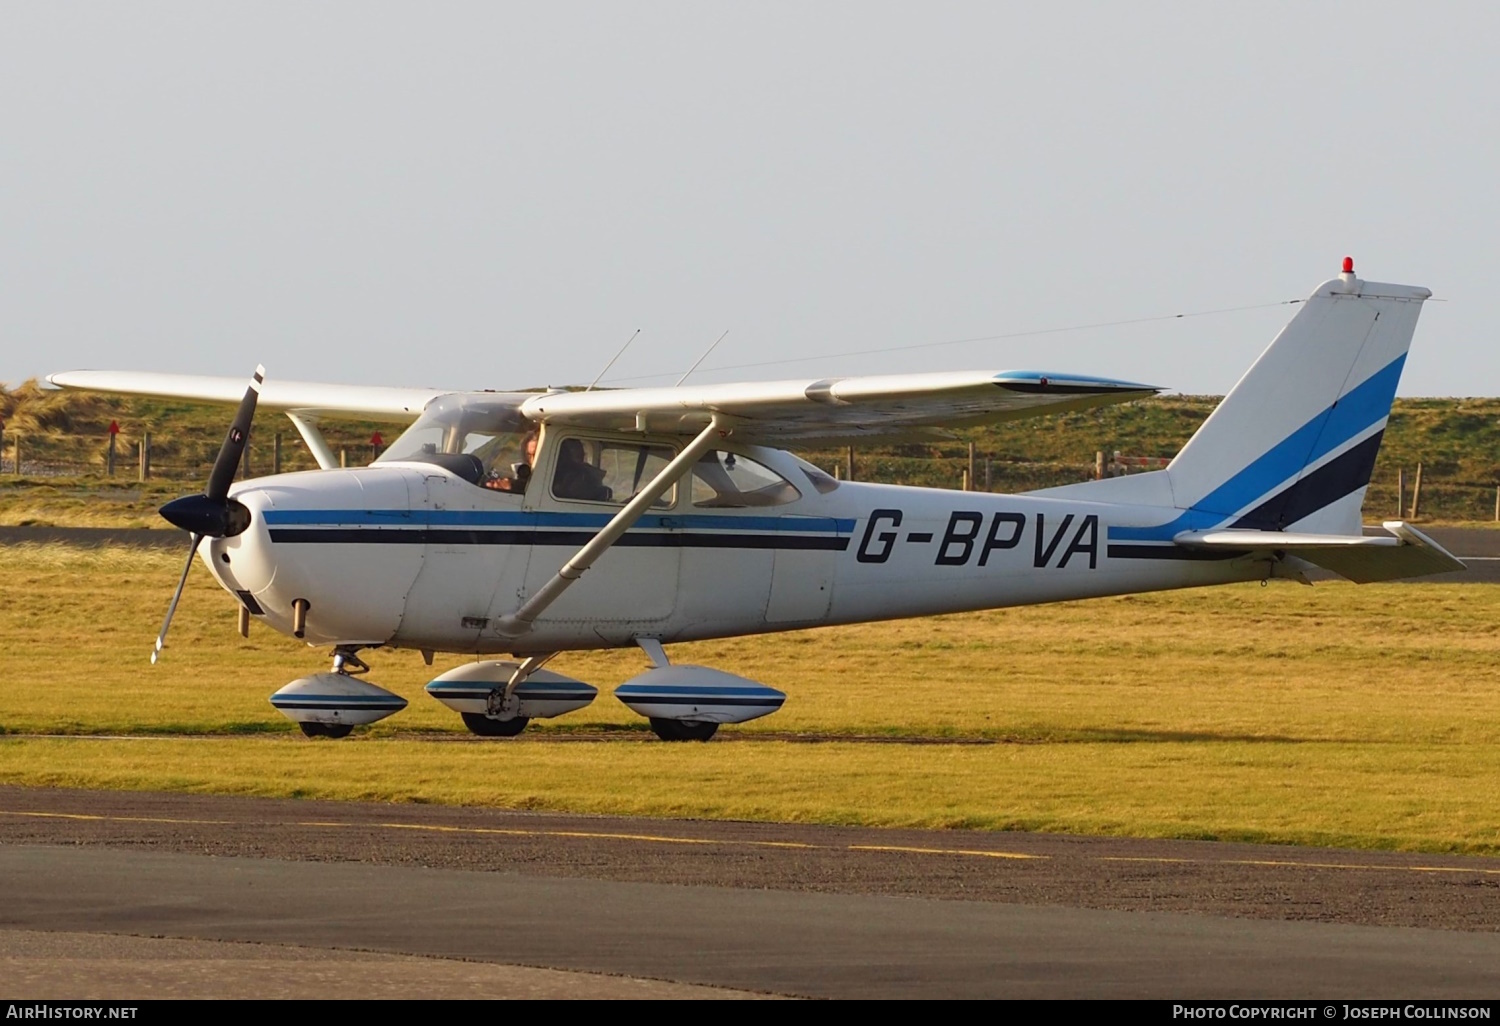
<box><xmin>1103</xmin><ymin>261</ymin><xmax>1430</xmax><ymax>542</ymax></box>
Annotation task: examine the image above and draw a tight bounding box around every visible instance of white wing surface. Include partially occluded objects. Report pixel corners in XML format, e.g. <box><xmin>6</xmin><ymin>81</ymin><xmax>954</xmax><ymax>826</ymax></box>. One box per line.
<box><xmin>520</xmin><ymin>370</ymin><xmax>1159</xmax><ymax>443</ymax></box>
<box><xmin>46</xmin><ymin>370</ymin><xmax>445</xmax><ymax>422</ymax></box>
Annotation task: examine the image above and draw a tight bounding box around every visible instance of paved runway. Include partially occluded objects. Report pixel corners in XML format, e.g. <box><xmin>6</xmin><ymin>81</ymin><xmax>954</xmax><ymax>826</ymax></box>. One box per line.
<box><xmin>3</xmin><ymin>788</ymin><xmax>1499</xmax><ymax>999</ymax></box>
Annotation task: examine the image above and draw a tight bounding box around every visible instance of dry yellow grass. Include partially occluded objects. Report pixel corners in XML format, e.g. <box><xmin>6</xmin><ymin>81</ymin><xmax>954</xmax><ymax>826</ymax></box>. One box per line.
<box><xmin>1</xmin><ymin>543</ymin><xmax>1497</xmax><ymax>852</ymax></box>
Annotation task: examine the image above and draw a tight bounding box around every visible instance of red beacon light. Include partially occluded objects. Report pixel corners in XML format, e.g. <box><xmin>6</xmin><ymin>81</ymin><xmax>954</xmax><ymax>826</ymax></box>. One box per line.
<box><xmin>1341</xmin><ymin>256</ymin><xmax>1355</xmax><ymax>274</ymax></box>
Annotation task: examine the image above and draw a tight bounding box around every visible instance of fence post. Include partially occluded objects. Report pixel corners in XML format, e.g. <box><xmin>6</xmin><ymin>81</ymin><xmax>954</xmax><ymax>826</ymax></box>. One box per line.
<box><xmin>273</xmin><ymin>433</ymin><xmax>283</xmax><ymax>475</ymax></box>
<box><xmin>961</xmin><ymin>469</ymin><xmax>969</xmax><ymax>492</ymax></box>
<box><xmin>832</xmin><ymin>463</ymin><xmax>840</xmax><ymax>480</ymax></box>
<box><xmin>339</xmin><ymin>449</ymin><xmax>347</xmax><ymax>469</ymax></box>
<box><xmin>106</xmin><ymin>433</ymin><xmax>116</xmax><ymax>476</ymax></box>
<box><xmin>967</xmin><ymin>442</ymin><xmax>976</xmax><ymax>492</ymax></box>
<box><xmin>1494</xmin><ymin>485</ymin><xmax>1498</xmax><ymax>523</ymax></box>
<box><xmin>1409</xmin><ymin>462</ymin><xmax>1423</xmax><ymax>520</ymax></box>
<box><xmin>1095</xmin><ymin>451</ymin><xmax>1105</xmax><ymax>480</ymax></box>
<box><xmin>846</xmin><ymin>446</ymin><xmax>855</xmax><ymax>482</ymax></box>
<box><xmin>139</xmin><ymin>432</ymin><xmax>151</xmax><ymax>481</ymax></box>
<box><xmin>984</xmin><ymin>457</ymin><xmax>991</xmax><ymax>490</ymax></box>
<box><xmin>1396</xmin><ymin>468</ymin><xmax>1405</xmax><ymax>518</ymax></box>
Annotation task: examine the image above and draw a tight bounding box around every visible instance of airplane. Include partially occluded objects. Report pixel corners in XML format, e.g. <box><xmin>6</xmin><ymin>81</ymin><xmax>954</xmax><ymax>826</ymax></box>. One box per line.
<box><xmin>48</xmin><ymin>258</ymin><xmax>1463</xmax><ymax>741</ymax></box>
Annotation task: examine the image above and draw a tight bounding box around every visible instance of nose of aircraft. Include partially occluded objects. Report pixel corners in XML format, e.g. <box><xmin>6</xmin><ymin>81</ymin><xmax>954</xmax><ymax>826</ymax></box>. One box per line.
<box><xmin>206</xmin><ymin>483</ymin><xmax>279</xmax><ymax>598</ymax></box>
<box><xmin>203</xmin><ymin>466</ymin><xmax>428</xmax><ymax>646</ymax></box>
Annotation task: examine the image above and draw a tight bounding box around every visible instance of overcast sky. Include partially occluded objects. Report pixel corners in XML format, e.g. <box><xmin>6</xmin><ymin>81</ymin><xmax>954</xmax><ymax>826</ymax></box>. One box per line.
<box><xmin>2</xmin><ymin>2</ymin><xmax>1495</xmax><ymax>397</ymax></box>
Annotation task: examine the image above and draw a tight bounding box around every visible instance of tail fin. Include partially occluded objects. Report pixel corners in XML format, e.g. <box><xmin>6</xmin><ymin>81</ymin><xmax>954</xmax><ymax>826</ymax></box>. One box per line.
<box><xmin>1163</xmin><ymin>264</ymin><xmax>1429</xmax><ymax>535</ymax></box>
<box><xmin>1077</xmin><ymin>262</ymin><xmax>1430</xmax><ymax>542</ymax></box>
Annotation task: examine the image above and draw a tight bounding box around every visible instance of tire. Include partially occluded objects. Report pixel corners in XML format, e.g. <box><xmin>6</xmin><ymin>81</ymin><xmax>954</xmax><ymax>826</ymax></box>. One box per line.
<box><xmin>649</xmin><ymin>718</ymin><xmax>719</xmax><ymax>742</ymax></box>
<box><xmin>300</xmin><ymin>722</ymin><xmax>354</xmax><ymax>739</ymax></box>
<box><xmin>461</xmin><ymin>712</ymin><xmax>530</xmax><ymax>737</ymax></box>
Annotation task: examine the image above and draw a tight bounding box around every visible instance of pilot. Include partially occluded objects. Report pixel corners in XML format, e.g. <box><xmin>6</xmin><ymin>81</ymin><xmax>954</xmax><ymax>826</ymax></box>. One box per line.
<box><xmin>484</xmin><ymin>431</ymin><xmax>538</xmax><ymax>493</ymax></box>
<box><xmin>551</xmin><ymin>438</ymin><xmax>612</xmax><ymax>501</ymax></box>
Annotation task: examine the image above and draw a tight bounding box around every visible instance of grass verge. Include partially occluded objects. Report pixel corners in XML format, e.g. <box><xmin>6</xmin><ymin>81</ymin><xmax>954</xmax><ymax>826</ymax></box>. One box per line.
<box><xmin>1</xmin><ymin>543</ymin><xmax>1497</xmax><ymax>853</ymax></box>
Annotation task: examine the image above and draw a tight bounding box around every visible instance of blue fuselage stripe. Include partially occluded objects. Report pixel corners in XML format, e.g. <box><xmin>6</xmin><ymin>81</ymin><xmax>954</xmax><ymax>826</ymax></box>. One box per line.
<box><xmin>1109</xmin><ymin>353</ymin><xmax>1405</xmax><ymax>542</ymax></box>
<box><xmin>262</xmin><ymin>509</ymin><xmax>854</xmax><ymax>533</ymax></box>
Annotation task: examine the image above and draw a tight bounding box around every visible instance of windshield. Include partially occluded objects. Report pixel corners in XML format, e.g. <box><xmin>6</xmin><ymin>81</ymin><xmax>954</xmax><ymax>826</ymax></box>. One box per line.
<box><xmin>377</xmin><ymin>393</ymin><xmax>536</xmax><ymax>485</ymax></box>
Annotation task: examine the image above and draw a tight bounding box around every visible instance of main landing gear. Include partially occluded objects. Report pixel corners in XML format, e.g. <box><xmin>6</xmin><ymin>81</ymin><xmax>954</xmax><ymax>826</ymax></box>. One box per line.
<box><xmin>648</xmin><ymin>718</ymin><xmax>719</xmax><ymax>742</ymax></box>
<box><xmin>461</xmin><ymin>712</ymin><xmax>529</xmax><ymax>737</ymax></box>
<box><xmin>451</xmin><ymin>654</ymin><xmax>559</xmax><ymax>738</ymax></box>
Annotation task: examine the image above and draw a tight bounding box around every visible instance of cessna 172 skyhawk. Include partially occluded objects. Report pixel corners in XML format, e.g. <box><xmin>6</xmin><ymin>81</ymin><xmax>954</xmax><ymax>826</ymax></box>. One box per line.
<box><xmin>49</xmin><ymin>259</ymin><xmax>1462</xmax><ymax>741</ymax></box>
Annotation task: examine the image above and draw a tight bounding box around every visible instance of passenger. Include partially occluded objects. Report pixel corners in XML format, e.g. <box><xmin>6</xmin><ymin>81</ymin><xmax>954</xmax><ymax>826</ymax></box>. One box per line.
<box><xmin>552</xmin><ymin>438</ymin><xmax>612</xmax><ymax>501</ymax></box>
<box><xmin>484</xmin><ymin>430</ymin><xmax>538</xmax><ymax>493</ymax></box>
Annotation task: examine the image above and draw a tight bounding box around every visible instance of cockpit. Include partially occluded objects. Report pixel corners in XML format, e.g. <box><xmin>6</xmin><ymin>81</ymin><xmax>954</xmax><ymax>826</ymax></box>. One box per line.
<box><xmin>379</xmin><ymin>391</ymin><xmax>836</xmax><ymax>506</ymax></box>
<box><xmin>375</xmin><ymin>393</ymin><xmax>535</xmax><ymax>488</ymax></box>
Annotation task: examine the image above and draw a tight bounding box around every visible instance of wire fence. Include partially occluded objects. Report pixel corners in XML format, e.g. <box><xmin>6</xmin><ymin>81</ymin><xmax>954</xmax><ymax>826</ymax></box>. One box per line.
<box><xmin>0</xmin><ymin>430</ymin><xmax>383</xmax><ymax>481</ymax></box>
<box><xmin>2</xmin><ymin>433</ymin><xmax>1497</xmax><ymax>521</ymax></box>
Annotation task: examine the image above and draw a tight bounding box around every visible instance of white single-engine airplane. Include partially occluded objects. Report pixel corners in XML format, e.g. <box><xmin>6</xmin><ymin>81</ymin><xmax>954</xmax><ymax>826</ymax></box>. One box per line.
<box><xmin>50</xmin><ymin>259</ymin><xmax>1462</xmax><ymax>740</ymax></box>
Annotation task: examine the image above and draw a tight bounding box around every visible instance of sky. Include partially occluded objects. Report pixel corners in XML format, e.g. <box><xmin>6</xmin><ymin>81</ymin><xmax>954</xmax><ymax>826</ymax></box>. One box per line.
<box><xmin>2</xmin><ymin>2</ymin><xmax>1496</xmax><ymax>397</ymax></box>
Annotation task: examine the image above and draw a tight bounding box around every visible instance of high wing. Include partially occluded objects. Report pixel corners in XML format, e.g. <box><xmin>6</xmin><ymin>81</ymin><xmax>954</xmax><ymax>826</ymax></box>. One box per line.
<box><xmin>46</xmin><ymin>370</ymin><xmax>444</xmax><ymax>422</ymax></box>
<box><xmin>1174</xmin><ymin>522</ymin><xmax>1464</xmax><ymax>583</ymax></box>
<box><xmin>50</xmin><ymin>367</ymin><xmax>1159</xmax><ymax>442</ymax></box>
<box><xmin>519</xmin><ymin>370</ymin><xmax>1159</xmax><ymax>443</ymax></box>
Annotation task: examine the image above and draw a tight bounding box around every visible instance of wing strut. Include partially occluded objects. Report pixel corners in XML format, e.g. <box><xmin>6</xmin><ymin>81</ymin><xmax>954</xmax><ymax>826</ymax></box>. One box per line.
<box><xmin>494</xmin><ymin>415</ymin><xmax>729</xmax><ymax>635</ymax></box>
<box><xmin>285</xmin><ymin>412</ymin><xmax>340</xmax><ymax>471</ymax></box>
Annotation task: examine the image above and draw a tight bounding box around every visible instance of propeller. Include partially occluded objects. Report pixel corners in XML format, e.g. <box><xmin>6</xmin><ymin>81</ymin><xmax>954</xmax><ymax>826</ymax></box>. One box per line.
<box><xmin>151</xmin><ymin>365</ymin><xmax>264</xmax><ymax>663</ymax></box>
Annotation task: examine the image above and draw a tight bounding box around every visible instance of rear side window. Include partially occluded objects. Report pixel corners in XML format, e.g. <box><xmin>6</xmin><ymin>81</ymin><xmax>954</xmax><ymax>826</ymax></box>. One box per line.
<box><xmin>691</xmin><ymin>451</ymin><xmax>801</xmax><ymax>508</ymax></box>
<box><xmin>552</xmin><ymin>438</ymin><xmax>677</xmax><ymax>508</ymax></box>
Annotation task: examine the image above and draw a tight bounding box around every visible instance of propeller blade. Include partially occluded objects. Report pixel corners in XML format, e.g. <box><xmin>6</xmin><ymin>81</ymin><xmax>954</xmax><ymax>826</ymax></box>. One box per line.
<box><xmin>205</xmin><ymin>365</ymin><xmax>265</xmax><ymax>502</ymax></box>
<box><xmin>152</xmin><ymin>533</ymin><xmax>202</xmax><ymax>664</ymax></box>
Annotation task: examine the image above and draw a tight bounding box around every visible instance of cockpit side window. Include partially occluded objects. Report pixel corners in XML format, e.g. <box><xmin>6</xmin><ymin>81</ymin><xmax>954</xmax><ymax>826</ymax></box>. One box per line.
<box><xmin>551</xmin><ymin>438</ymin><xmax>677</xmax><ymax>508</ymax></box>
<box><xmin>691</xmin><ymin>451</ymin><xmax>801</xmax><ymax>508</ymax></box>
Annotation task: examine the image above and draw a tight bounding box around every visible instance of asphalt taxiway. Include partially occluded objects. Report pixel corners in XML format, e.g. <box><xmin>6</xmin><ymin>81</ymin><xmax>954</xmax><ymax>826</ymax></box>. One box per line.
<box><xmin>2</xmin><ymin>787</ymin><xmax>1498</xmax><ymax>999</ymax></box>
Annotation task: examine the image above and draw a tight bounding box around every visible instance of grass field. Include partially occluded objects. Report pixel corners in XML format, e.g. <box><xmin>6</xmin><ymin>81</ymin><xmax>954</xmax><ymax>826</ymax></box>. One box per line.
<box><xmin>1</xmin><ymin>544</ymin><xmax>1498</xmax><ymax>854</ymax></box>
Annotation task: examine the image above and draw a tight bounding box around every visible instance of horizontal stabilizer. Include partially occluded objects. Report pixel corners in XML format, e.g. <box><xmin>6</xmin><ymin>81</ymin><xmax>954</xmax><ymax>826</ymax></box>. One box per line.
<box><xmin>1173</xmin><ymin>522</ymin><xmax>1465</xmax><ymax>583</ymax></box>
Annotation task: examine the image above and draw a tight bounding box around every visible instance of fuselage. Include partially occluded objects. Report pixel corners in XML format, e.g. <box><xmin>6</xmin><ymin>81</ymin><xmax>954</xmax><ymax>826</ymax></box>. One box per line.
<box><xmin>204</xmin><ymin>439</ymin><xmax>1259</xmax><ymax>655</ymax></box>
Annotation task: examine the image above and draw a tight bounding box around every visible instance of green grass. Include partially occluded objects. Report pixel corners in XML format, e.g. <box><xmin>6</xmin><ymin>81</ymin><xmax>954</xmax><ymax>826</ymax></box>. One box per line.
<box><xmin>1</xmin><ymin>544</ymin><xmax>1498</xmax><ymax>853</ymax></box>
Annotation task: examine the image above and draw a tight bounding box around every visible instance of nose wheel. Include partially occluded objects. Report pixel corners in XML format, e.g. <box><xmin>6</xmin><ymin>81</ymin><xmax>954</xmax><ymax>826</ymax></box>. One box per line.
<box><xmin>270</xmin><ymin>647</ymin><xmax>407</xmax><ymax>739</ymax></box>
<box><xmin>299</xmin><ymin>722</ymin><xmax>353</xmax><ymax>739</ymax></box>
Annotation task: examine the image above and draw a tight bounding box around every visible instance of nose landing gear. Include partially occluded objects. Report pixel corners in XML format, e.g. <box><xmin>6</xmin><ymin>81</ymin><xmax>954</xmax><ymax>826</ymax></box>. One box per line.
<box><xmin>299</xmin><ymin>722</ymin><xmax>353</xmax><ymax>739</ymax></box>
<box><xmin>269</xmin><ymin>645</ymin><xmax>407</xmax><ymax>739</ymax></box>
